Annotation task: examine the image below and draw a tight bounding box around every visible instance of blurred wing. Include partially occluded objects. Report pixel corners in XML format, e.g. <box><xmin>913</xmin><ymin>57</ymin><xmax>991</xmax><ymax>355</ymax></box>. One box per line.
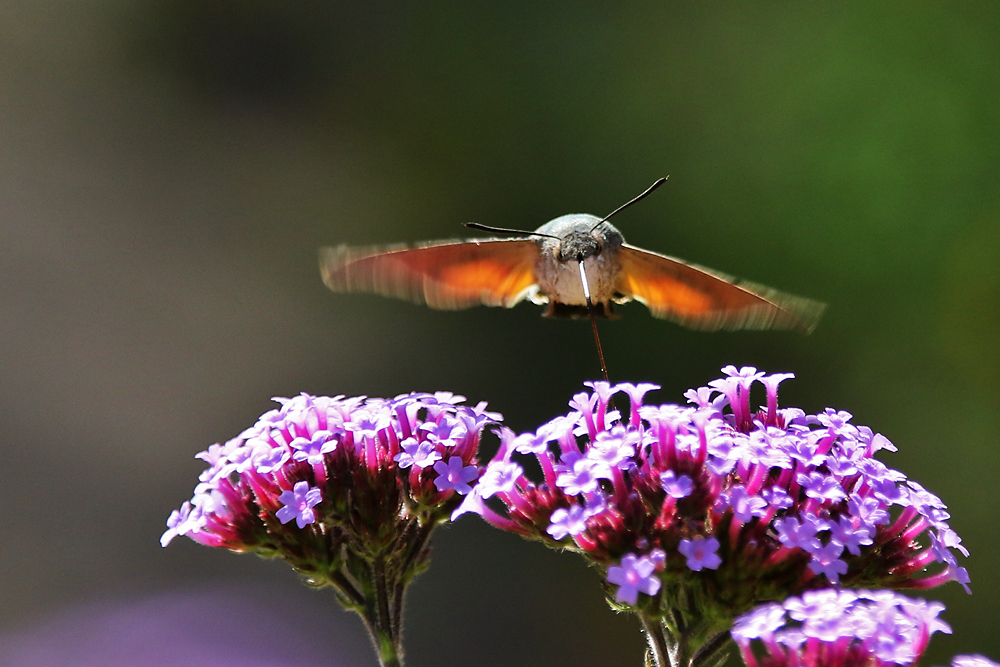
<box><xmin>319</xmin><ymin>239</ymin><xmax>540</xmax><ymax>310</ymax></box>
<box><xmin>616</xmin><ymin>245</ymin><xmax>826</xmax><ymax>333</ymax></box>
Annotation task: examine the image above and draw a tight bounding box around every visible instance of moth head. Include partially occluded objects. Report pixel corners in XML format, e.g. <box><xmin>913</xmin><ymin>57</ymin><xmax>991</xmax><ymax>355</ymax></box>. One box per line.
<box><xmin>534</xmin><ymin>214</ymin><xmax>625</xmax><ymax>263</ymax></box>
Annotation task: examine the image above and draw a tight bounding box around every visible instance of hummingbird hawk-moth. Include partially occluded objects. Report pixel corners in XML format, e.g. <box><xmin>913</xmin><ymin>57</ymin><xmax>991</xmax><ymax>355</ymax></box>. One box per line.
<box><xmin>319</xmin><ymin>186</ymin><xmax>825</xmax><ymax>334</ymax></box>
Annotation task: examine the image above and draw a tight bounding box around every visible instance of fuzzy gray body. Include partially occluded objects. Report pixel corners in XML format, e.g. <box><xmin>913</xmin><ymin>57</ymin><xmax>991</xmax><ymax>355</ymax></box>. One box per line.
<box><xmin>529</xmin><ymin>214</ymin><xmax>625</xmax><ymax>317</ymax></box>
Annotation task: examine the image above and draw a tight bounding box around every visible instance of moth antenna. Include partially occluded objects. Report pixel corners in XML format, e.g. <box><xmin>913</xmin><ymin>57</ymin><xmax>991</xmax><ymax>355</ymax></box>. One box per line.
<box><xmin>578</xmin><ymin>261</ymin><xmax>616</xmax><ymax>411</ymax></box>
<box><xmin>464</xmin><ymin>222</ymin><xmax>560</xmax><ymax>240</ymax></box>
<box><xmin>590</xmin><ymin>176</ymin><xmax>669</xmax><ymax>233</ymax></box>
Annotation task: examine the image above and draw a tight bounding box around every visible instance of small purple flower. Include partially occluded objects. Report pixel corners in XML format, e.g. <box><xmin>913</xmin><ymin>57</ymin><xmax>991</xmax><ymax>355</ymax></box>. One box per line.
<box><xmin>512</xmin><ymin>430</ymin><xmax>550</xmax><ymax>455</ymax></box>
<box><xmin>807</xmin><ymin>541</ymin><xmax>848</xmax><ymax>584</ymax></box>
<box><xmin>547</xmin><ymin>504</ymin><xmax>590</xmax><ymax>540</ymax></box>
<box><xmin>761</xmin><ymin>486</ymin><xmax>793</xmax><ymax>509</ymax></box>
<box><xmin>617</xmin><ymin>382</ymin><xmax>660</xmax><ymax>424</ymax></box>
<box><xmin>394</xmin><ymin>437</ymin><xmax>441</xmax><ymax>469</ymax></box>
<box><xmin>584</xmin><ymin>380</ymin><xmax>617</xmax><ymax>410</ymax></box>
<box><xmin>255</xmin><ymin>444</ymin><xmax>291</xmax><ymax>474</ymax></box>
<box><xmin>555</xmin><ymin>457</ymin><xmax>607</xmax><ymax>496</ymax></box>
<box><xmin>589</xmin><ymin>427</ymin><xmax>637</xmax><ymax>469</ymax></box>
<box><xmin>825</xmin><ymin>456</ymin><xmax>858</xmax><ymax>477</ymax></box>
<box><xmin>848</xmin><ymin>495</ymin><xmax>891</xmax><ymax>527</ymax></box>
<box><xmin>828</xmin><ymin>514</ymin><xmax>873</xmax><ymax>556</ymax></box>
<box><xmin>420</xmin><ymin>417</ymin><xmax>459</xmax><ymax>445</ymax></box>
<box><xmin>728</xmin><ymin>487</ymin><xmax>769</xmax><ymax>522</ymax></box>
<box><xmin>722</xmin><ymin>365</ymin><xmax>765</xmax><ymax>382</ymax></box>
<box><xmin>345</xmin><ymin>411</ymin><xmax>391</xmax><ymax>451</ymax></box>
<box><xmin>160</xmin><ymin>502</ymin><xmax>195</xmax><ymax>547</ymax></box>
<box><xmin>678</xmin><ymin>536</ymin><xmax>721</xmax><ymax>572</ymax></box>
<box><xmin>568</xmin><ymin>391</ymin><xmax>598</xmax><ymax>417</ymax></box>
<box><xmin>936</xmin><ymin>528</ymin><xmax>970</xmax><ymax>557</ymax></box>
<box><xmin>616</xmin><ymin>382</ymin><xmax>660</xmax><ymax>409</ymax></box>
<box><xmin>797</xmin><ymin>471</ymin><xmax>847</xmax><ymax>504</ymax></box>
<box><xmin>196</xmin><ymin>439</ymin><xmax>242</xmax><ymax>466</ymax></box>
<box><xmin>684</xmin><ymin>386</ymin><xmax>715</xmax><ymax>408</ymax></box>
<box><xmin>290</xmin><ymin>431</ymin><xmax>337</xmax><ymax>466</ymax></box>
<box><xmin>478</xmin><ymin>459</ymin><xmax>522</xmax><ymax>499</ymax></box>
<box><xmin>276</xmin><ymin>481</ymin><xmax>323</xmax><ymax>528</ymax></box>
<box><xmin>606</xmin><ymin>553</ymin><xmax>661</xmax><ymax>606</ymax></box>
<box><xmin>759</xmin><ymin>372</ymin><xmax>794</xmax><ymax>422</ymax></box>
<box><xmin>660</xmin><ymin>470</ymin><xmax>694</xmax><ymax>499</ymax></box>
<box><xmin>433</xmin><ymin>456</ymin><xmax>479</xmax><ymax>494</ymax></box>
<box><xmin>430</xmin><ymin>391</ymin><xmax>466</xmax><ymax>405</ymax></box>
<box><xmin>774</xmin><ymin>516</ymin><xmax>825</xmax><ymax>551</ymax></box>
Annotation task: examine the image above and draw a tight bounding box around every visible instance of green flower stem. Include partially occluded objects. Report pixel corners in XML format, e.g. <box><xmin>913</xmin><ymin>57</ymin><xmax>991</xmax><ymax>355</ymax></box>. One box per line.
<box><xmin>666</xmin><ymin>628</ymin><xmax>691</xmax><ymax>667</ymax></box>
<box><xmin>322</xmin><ymin>555</ymin><xmax>407</xmax><ymax>667</ymax></box>
<box><xmin>640</xmin><ymin>614</ymin><xmax>731</xmax><ymax>667</ymax></box>
<box><xmin>369</xmin><ymin>556</ymin><xmax>405</xmax><ymax>667</ymax></box>
<box><xmin>690</xmin><ymin>630</ymin><xmax>733</xmax><ymax>667</ymax></box>
<box><xmin>640</xmin><ymin>615</ymin><xmax>670</xmax><ymax>667</ymax></box>
<box><xmin>374</xmin><ymin>629</ymin><xmax>403</xmax><ymax>667</ymax></box>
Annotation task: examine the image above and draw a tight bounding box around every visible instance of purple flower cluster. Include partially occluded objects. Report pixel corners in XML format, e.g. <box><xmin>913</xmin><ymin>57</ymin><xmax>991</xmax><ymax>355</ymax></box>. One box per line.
<box><xmin>162</xmin><ymin>392</ymin><xmax>498</xmax><ymax>571</ymax></box>
<box><xmin>455</xmin><ymin>367</ymin><xmax>969</xmax><ymax>622</ymax></box>
<box><xmin>731</xmin><ymin>589</ymin><xmax>950</xmax><ymax>667</ymax></box>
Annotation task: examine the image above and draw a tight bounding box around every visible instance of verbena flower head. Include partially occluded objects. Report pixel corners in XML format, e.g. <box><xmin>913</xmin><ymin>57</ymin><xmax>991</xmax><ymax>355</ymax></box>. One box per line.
<box><xmin>455</xmin><ymin>368</ymin><xmax>970</xmax><ymax>636</ymax></box>
<box><xmin>732</xmin><ymin>589</ymin><xmax>951</xmax><ymax>667</ymax></box>
<box><xmin>163</xmin><ymin>391</ymin><xmax>500</xmax><ymax>582</ymax></box>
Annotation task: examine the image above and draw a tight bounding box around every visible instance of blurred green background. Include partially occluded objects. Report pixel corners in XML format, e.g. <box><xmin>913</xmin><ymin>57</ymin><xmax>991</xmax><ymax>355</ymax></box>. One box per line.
<box><xmin>1</xmin><ymin>2</ymin><xmax>998</xmax><ymax>665</ymax></box>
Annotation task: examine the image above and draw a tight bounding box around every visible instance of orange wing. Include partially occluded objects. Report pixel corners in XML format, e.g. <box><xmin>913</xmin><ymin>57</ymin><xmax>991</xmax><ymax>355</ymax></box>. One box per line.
<box><xmin>616</xmin><ymin>246</ymin><xmax>825</xmax><ymax>333</ymax></box>
<box><xmin>319</xmin><ymin>239</ymin><xmax>540</xmax><ymax>310</ymax></box>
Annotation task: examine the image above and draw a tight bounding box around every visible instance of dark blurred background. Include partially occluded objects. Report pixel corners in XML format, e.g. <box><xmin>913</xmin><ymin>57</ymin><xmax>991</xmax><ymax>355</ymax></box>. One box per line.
<box><xmin>1</xmin><ymin>2</ymin><xmax>997</xmax><ymax>665</ymax></box>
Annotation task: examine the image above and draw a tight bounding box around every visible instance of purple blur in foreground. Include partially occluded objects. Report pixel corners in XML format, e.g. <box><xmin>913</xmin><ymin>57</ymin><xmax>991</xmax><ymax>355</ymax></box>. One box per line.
<box><xmin>732</xmin><ymin>589</ymin><xmax>949</xmax><ymax>667</ymax></box>
<box><xmin>0</xmin><ymin>586</ymin><xmax>374</xmax><ymax>667</ymax></box>
<box><xmin>455</xmin><ymin>367</ymin><xmax>970</xmax><ymax>626</ymax></box>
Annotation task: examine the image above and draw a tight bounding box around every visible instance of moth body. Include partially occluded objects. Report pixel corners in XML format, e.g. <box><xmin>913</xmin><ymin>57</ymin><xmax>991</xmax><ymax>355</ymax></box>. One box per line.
<box><xmin>530</xmin><ymin>214</ymin><xmax>626</xmax><ymax>317</ymax></box>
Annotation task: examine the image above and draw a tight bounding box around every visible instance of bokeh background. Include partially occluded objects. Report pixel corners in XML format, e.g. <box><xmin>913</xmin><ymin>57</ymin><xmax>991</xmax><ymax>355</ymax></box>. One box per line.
<box><xmin>1</xmin><ymin>2</ymin><xmax>998</xmax><ymax>665</ymax></box>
